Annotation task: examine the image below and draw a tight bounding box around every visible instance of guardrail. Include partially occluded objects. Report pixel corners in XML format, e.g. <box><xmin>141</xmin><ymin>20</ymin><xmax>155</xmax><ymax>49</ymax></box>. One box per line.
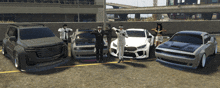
<box><xmin>0</xmin><ymin>1</ymin><xmax>95</xmax><ymax>5</ymax></box>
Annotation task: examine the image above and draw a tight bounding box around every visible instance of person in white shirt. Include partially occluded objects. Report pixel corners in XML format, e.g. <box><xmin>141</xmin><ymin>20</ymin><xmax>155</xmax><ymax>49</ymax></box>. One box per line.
<box><xmin>58</xmin><ymin>24</ymin><xmax>73</xmax><ymax>46</ymax></box>
<box><xmin>112</xmin><ymin>25</ymin><xmax>128</xmax><ymax>63</ymax></box>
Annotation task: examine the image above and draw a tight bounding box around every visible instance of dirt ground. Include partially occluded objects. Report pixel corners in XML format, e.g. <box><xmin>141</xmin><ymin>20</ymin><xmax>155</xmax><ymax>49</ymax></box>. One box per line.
<box><xmin>0</xmin><ymin>36</ymin><xmax>220</xmax><ymax>88</ymax></box>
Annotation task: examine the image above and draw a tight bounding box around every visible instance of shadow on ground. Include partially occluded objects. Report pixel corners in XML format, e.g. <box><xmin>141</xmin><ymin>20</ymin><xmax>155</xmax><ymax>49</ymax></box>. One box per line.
<box><xmin>159</xmin><ymin>54</ymin><xmax>220</xmax><ymax>75</ymax></box>
<box><xmin>26</xmin><ymin>57</ymin><xmax>75</xmax><ymax>75</ymax></box>
<box><xmin>123</xmin><ymin>62</ymin><xmax>147</xmax><ymax>68</ymax></box>
<box><xmin>103</xmin><ymin>64</ymin><xmax>127</xmax><ymax>69</ymax></box>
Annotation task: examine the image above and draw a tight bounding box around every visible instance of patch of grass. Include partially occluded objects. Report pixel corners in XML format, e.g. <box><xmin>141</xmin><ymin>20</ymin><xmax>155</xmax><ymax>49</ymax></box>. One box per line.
<box><xmin>0</xmin><ymin>20</ymin><xmax>15</xmax><ymax>23</ymax></box>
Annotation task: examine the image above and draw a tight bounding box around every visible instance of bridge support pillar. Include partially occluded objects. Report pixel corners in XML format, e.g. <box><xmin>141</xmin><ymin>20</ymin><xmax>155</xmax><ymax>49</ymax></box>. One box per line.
<box><xmin>135</xmin><ymin>13</ymin><xmax>140</xmax><ymax>20</ymax></box>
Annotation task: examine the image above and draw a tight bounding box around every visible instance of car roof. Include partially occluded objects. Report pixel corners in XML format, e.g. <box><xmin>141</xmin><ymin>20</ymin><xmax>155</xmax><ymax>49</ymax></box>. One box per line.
<box><xmin>177</xmin><ymin>31</ymin><xmax>208</xmax><ymax>36</ymax></box>
<box><xmin>126</xmin><ymin>28</ymin><xmax>145</xmax><ymax>31</ymax></box>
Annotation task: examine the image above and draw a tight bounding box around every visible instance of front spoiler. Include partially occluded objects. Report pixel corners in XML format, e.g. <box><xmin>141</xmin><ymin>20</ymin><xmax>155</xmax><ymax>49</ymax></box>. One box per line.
<box><xmin>22</xmin><ymin>57</ymin><xmax>70</xmax><ymax>72</ymax></box>
<box><xmin>156</xmin><ymin>58</ymin><xmax>197</xmax><ymax>69</ymax></box>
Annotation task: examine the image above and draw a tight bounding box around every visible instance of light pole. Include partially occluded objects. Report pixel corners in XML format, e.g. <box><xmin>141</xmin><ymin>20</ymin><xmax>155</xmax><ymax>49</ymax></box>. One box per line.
<box><xmin>103</xmin><ymin>0</ymin><xmax>106</xmax><ymax>30</ymax></box>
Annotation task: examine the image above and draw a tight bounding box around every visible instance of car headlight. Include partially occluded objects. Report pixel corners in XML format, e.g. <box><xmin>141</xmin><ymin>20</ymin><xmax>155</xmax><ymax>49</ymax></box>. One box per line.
<box><xmin>138</xmin><ymin>45</ymin><xmax>146</xmax><ymax>49</ymax></box>
<box><xmin>113</xmin><ymin>43</ymin><xmax>117</xmax><ymax>47</ymax></box>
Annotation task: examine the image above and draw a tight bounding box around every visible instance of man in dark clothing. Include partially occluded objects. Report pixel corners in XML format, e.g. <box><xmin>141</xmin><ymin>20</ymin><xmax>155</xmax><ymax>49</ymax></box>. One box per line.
<box><xmin>90</xmin><ymin>25</ymin><xmax>108</xmax><ymax>63</ymax></box>
<box><xmin>105</xmin><ymin>24</ymin><xmax>113</xmax><ymax>60</ymax></box>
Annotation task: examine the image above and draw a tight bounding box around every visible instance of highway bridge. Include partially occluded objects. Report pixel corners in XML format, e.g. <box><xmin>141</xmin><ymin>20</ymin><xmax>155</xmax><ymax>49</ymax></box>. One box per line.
<box><xmin>106</xmin><ymin>3</ymin><xmax>220</xmax><ymax>14</ymax></box>
<box><xmin>106</xmin><ymin>2</ymin><xmax>138</xmax><ymax>8</ymax></box>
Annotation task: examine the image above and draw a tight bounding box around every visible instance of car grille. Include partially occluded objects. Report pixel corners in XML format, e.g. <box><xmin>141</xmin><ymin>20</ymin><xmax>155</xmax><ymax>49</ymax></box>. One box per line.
<box><xmin>159</xmin><ymin>58</ymin><xmax>188</xmax><ymax>65</ymax></box>
<box><xmin>36</xmin><ymin>45</ymin><xmax>63</xmax><ymax>58</ymax></box>
<box><xmin>156</xmin><ymin>49</ymin><xmax>195</xmax><ymax>58</ymax></box>
<box><xmin>124</xmin><ymin>52</ymin><xmax>136</xmax><ymax>57</ymax></box>
<box><xmin>78</xmin><ymin>47</ymin><xmax>94</xmax><ymax>50</ymax></box>
<box><xmin>124</xmin><ymin>47</ymin><xmax>137</xmax><ymax>51</ymax></box>
<box><xmin>77</xmin><ymin>54</ymin><xmax>97</xmax><ymax>57</ymax></box>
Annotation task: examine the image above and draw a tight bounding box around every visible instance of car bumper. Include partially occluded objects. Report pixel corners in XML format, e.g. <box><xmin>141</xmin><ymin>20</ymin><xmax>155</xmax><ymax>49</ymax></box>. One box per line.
<box><xmin>155</xmin><ymin>52</ymin><xmax>199</xmax><ymax>69</ymax></box>
<box><xmin>22</xmin><ymin>57</ymin><xmax>70</xmax><ymax>72</ymax></box>
<box><xmin>72</xmin><ymin>49</ymin><xmax>108</xmax><ymax>59</ymax></box>
<box><xmin>110</xmin><ymin>48</ymin><xmax>148</xmax><ymax>59</ymax></box>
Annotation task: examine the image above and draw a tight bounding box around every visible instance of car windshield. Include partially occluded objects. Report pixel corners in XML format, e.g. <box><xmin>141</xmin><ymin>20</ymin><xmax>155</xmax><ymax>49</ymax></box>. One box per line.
<box><xmin>126</xmin><ymin>31</ymin><xmax>145</xmax><ymax>37</ymax></box>
<box><xmin>170</xmin><ymin>34</ymin><xmax>203</xmax><ymax>44</ymax></box>
<box><xmin>20</xmin><ymin>28</ymin><xmax>55</xmax><ymax>40</ymax></box>
<box><xmin>76</xmin><ymin>32</ymin><xmax>95</xmax><ymax>38</ymax></box>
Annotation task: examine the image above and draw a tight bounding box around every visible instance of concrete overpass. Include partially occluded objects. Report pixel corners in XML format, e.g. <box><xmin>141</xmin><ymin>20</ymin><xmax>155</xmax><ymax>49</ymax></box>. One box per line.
<box><xmin>106</xmin><ymin>2</ymin><xmax>138</xmax><ymax>8</ymax></box>
<box><xmin>106</xmin><ymin>2</ymin><xmax>140</xmax><ymax>21</ymax></box>
<box><xmin>106</xmin><ymin>3</ymin><xmax>220</xmax><ymax>14</ymax></box>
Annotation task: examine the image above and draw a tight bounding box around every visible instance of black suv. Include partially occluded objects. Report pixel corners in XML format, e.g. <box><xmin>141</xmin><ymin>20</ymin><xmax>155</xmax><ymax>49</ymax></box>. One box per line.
<box><xmin>2</xmin><ymin>24</ymin><xmax>69</xmax><ymax>72</ymax></box>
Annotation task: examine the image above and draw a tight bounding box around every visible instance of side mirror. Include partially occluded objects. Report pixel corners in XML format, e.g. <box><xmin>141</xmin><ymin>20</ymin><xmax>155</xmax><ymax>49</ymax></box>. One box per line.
<box><xmin>147</xmin><ymin>36</ymin><xmax>152</xmax><ymax>38</ymax></box>
<box><xmin>207</xmin><ymin>41</ymin><xmax>212</xmax><ymax>44</ymax></box>
<box><xmin>9</xmin><ymin>36</ymin><xmax>16</xmax><ymax>41</ymax></box>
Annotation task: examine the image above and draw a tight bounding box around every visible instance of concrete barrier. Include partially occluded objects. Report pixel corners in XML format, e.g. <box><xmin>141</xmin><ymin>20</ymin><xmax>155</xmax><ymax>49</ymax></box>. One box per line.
<box><xmin>0</xmin><ymin>21</ymin><xmax>220</xmax><ymax>43</ymax></box>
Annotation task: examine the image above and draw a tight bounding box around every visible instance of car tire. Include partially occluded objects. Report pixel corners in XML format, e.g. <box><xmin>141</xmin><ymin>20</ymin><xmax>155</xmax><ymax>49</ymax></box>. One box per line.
<box><xmin>14</xmin><ymin>52</ymin><xmax>21</xmax><ymax>70</ymax></box>
<box><xmin>199</xmin><ymin>54</ymin><xmax>207</xmax><ymax>68</ymax></box>
<box><xmin>213</xmin><ymin>45</ymin><xmax>217</xmax><ymax>55</ymax></box>
<box><xmin>2</xmin><ymin>44</ymin><xmax>7</xmax><ymax>56</ymax></box>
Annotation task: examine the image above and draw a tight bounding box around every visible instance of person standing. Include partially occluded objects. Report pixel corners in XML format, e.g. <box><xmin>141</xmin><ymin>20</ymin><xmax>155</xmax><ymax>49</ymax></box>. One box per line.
<box><xmin>58</xmin><ymin>24</ymin><xmax>73</xmax><ymax>46</ymax></box>
<box><xmin>90</xmin><ymin>25</ymin><xmax>108</xmax><ymax>63</ymax></box>
<box><xmin>151</xmin><ymin>23</ymin><xmax>167</xmax><ymax>47</ymax></box>
<box><xmin>112</xmin><ymin>25</ymin><xmax>128</xmax><ymax>63</ymax></box>
<box><xmin>105</xmin><ymin>24</ymin><xmax>113</xmax><ymax>60</ymax></box>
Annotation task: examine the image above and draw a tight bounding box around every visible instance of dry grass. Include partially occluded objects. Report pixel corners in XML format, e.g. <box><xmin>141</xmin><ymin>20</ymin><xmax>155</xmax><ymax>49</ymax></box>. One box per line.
<box><xmin>184</xmin><ymin>18</ymin><xmax>205</xmax><ymax>21</ymax></box>
<box><xmin>127</xmin><ymin>17</ymin><xmax>156</xmax><ymax>22</ymax></box>
<box><xmin>0</xmin><ymin>20</ymin><xmax>15</xmax><ymax>23</ymax></box>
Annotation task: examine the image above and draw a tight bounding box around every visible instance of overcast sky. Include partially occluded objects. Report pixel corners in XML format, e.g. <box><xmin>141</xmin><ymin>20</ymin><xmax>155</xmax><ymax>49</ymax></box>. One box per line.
<box><xmin>106</xmin><ymin>0</ymin><xmax>167</xmax><ymax>18</ymax></box>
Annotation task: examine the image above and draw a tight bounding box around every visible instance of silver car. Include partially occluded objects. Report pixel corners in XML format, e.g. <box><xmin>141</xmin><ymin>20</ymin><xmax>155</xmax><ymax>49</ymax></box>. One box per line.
<box><xmin>155</xmin><ymin>31</ymin><xmax>218</xmax><ymax>69</ymax></box>
<box><xmin>70</xmin><ymin>29</ymin><xmax>108</xmax><ymax>59</ymax></box>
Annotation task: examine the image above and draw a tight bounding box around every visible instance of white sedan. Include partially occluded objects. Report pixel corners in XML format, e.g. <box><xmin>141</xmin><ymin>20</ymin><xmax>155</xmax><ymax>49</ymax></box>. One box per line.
<box><xmin>110</xmin><ymin>28</ymin><xmax>154</xmax><ymax>59</ymax></box>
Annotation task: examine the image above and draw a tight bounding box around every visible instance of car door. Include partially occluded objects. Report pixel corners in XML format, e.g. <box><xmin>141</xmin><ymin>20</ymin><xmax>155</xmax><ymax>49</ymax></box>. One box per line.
<box><xmin>146</xmin><ymin>30</ymin><xmax>153</xmax><ymax>45</ymax></box>
<box><xmin>5</xmin><ymin>27</ymin><xmax>17</xmax><ymax>58</ymax></box>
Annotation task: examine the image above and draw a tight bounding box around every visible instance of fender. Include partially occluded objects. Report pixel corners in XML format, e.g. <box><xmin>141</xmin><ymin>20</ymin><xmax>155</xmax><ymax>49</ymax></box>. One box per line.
<box><xmin>13</xmin><ymin>45</ymin><xmax>26</xmax><ymax>69</ymax></box>
<box><xmin>198</xmin><ymin>50</ymin><xmax>205</xmax><ymax>62</ymax></box>
<box><xmin>146</xmin><ymin>42</ymin><xmax>151</xmax><ymax>58</ymax></box>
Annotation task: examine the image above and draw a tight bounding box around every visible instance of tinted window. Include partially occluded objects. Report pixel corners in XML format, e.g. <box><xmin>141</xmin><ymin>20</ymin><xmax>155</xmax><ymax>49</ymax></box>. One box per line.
<box><xmin>20</xmin><ymin>28</ymin><xmax>55</xmax><ymax>40</ymax></box>
<box><xmin>127</xmin><ymin>31</ymin><xmax>145</xmax><ymax>37</ymax></box>
<box><xmin>204</xmin><ymin>36</ymin><xmax>211</xmax><ymax>44</ymax></box>
<box><xmin>76</xmin><ymin>32</ymin><xmax>95</xmax><ymax>38</ymax></box>
<box><xmin>170</xmin><ymin>34</ymin><xmax>203</xmax><ymax>44</ymax></box>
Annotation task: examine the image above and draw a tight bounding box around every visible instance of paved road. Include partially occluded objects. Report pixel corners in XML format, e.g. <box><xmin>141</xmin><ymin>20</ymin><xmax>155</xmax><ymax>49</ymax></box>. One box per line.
<box><xmin>1</xmin><ymin>36</ymin><xmax>220</xmax><ymax>88</ymax></box>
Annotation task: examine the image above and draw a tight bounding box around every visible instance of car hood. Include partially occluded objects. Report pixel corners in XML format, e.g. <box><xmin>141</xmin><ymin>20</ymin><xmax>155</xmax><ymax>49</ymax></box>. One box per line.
<box><xmin>20</xmin><ymin>37</ymin><xmax>63</xmax><ymax>47</ymax></box>
<box><xmin>113</xmin><ymin>37</ymin><xmax>147</xmax><ymax>46</ymax></box>
<box><xmin>158</xmin><ymin>41</ymin><xmax>202</xmax><ymax>53</ymax></box>
<box><xmin>75</xmin><ymin>38</ymin><xmax>96</xmax><ymax>45</ymax></box>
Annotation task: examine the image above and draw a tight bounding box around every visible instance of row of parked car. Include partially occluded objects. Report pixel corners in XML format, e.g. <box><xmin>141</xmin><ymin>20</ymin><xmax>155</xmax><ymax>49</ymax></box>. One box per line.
<box><xmin>1</xmin><ymin>24</ymin><xmax>218</xmax><ymax>72</ymax></box>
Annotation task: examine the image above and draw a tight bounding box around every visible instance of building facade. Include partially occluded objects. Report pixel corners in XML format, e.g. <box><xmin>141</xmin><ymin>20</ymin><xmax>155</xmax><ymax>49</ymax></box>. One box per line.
<box><xmin>166</xmin><ymin>0</ymin><xmax>220</xmax><ymax>20</ymax></box>
<box><xmin>0</xmin><ymin>0</ymin><xmax>105</xmax><ymax>22</ymax></box>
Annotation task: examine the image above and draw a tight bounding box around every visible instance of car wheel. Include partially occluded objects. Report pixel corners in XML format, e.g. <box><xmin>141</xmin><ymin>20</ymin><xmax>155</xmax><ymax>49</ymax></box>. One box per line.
<box><xmin>199</xmin><ymin>54</ymin><xmax>207</xmax><ymax>68</ymax></box>
<box><xmin>213</xmin><ymin>45</ymin><xmax>217</xmax><ymax>55</ymax></box>
<box><xmin>14</xmin><ymin>53</ymin><xmax>21</xmax><ymax>70</ymax></box>
<box><xmin>2</xmin><ymin>44</ymin><xmax>7</xmax><ymax>56</ymax></box>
